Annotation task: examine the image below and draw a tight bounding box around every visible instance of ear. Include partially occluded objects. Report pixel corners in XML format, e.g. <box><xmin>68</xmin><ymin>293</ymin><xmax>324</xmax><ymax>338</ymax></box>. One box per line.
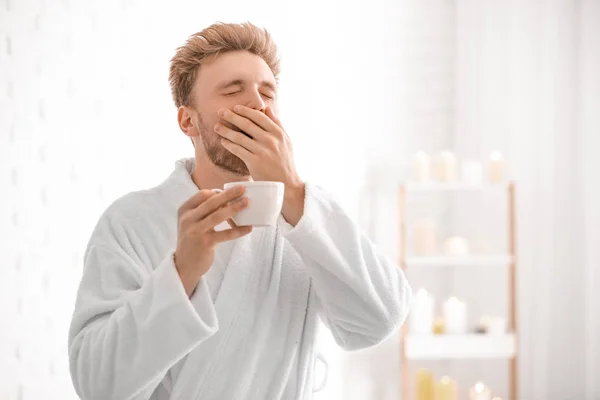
<box><xmin>178</xmin><ymin>106</ymin><xmax>199</xmax><ymax>138</ymax></box>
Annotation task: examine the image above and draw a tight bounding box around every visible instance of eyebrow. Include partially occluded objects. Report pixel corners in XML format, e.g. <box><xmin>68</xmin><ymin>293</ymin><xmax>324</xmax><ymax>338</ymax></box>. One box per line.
<box><xmin>216</xmin><ymin>79</ymin><xmax>277</xmax><ymax>92</ymax></box>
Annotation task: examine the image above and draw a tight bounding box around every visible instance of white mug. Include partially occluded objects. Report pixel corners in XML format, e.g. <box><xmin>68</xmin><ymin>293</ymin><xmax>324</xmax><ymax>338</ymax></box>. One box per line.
<box><xmin>213</xmin><ymin>181</ymin><xmax>284</xmax><ymax>227</ymax></box>
<box><xmin>312</xmin><ymin>352</ymin><xmax>329</xmax><ymax>393</ymax></box>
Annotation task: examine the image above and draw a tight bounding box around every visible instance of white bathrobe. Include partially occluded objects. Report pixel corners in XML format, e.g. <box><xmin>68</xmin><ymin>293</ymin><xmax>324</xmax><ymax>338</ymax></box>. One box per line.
<box><xmin>68</xmin><ymin>158</ymin><xmax>412</xmax><ymax>400</ymax></box>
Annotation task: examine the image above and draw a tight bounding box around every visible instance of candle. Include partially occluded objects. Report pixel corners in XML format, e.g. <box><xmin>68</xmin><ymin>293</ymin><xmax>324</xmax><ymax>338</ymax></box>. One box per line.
<box><xmin>434</xmin><ymin>376</ymin><xmax>457</xmax><ymax>400</ymax></box>
<box><xmin>475</xmin><ymin>314</ymin><xmax>491</xmax><ymax>334</ymax></box>
<box><xmin>443</xmin><ymin>297</ymin><xmax>468</xmax><ymax>334</ymax></box>
<box><xmin>487</xmin><ymin>317</ymin><xmax>507</xmax><ymax>335</ymax></box>
<box><xmin>415</xmin><ymin>368</ymin><xmax>434</xmax><ymax>400</ymax></box>
<box><xmin>413</xmin><ymin>151</ymin><xmax>431</xmax><ymax>182</ymax></box>
<box><xmin>461</xmin><ymin>160</ymin><xmax>483</xmax><ymax>185</ymax></box>
<box><xmin>443</xmin><ymin>236</ymin><xmax>469</xmax><ymax>256</ymax></box>
<box><xmin>469</xmin><ymin>382</ymin><xmax>491</xmax><ymax>400</ymax></box>
<box><xmin>409</xmin><ymin>288</ymin><xmax>435</xmax><ymax>335</ymax></box>
<box><xmin>436</xmin><ymin>151</ymin><xmax>457</xmax><ymax>182</ymax></box>
<box><xmin>488</xmin><ymin>151</ymin><xmax>504</xmax><ymax>183</ymax></box>
<box><xmin>433</xmin><ymin>316</ymin><xmax>445</xmax><ymax>334</ymax></box>
<box><xmin>414</xmin><ymin>219</ymin><xmax>437</xmax><ymax>256</ymax></box>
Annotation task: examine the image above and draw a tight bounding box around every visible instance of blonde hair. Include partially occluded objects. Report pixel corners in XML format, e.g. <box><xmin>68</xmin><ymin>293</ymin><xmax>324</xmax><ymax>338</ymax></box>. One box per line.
<box><xmin>169</xmin><ymin>22</ymin><xmax>280</xmax><ymax>108</ymax></box>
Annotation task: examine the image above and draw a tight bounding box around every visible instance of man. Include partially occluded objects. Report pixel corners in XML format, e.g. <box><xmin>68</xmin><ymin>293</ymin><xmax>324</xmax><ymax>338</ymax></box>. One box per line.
<box><xmin>68</xmin><ymin>22</ymin><xmax>411</xmax><ymax>400</ymax></box>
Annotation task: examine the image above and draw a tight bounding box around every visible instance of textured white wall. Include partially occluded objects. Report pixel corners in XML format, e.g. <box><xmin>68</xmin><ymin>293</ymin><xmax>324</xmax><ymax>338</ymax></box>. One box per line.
<box><xmin>0</xmin><ymin>0</ymin><xmax>383</xmax><ymax>399</ymax></box>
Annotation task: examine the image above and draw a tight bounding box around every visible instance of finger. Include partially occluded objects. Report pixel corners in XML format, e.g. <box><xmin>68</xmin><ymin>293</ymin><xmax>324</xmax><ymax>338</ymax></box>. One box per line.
<box><xmin>214</xmin><ymin>123</ymin><xmax>259</xmax><ymax>153</ymax></box>
<box><xmin>185</xmin><ymin>184</ymin><xmax>245</xmax><ymax>222</ymax></box>
<box><xmin>227</xmin><ymin>218</ymin><xmax>238</xmax><ymax>228</ymax></box>
<box><xmin>211</xmin><ymin>225</ymin><xmax>253</xmax><ymax>243</ymax></box>
<box><xmin>233</xmin><ymin>105</ymin><xmax>282</xmax><ymax>134</ymax></box>
<box><xmin>199</xmin><ymin>195</ymin><xmax>249</xmax><ymax>231</ymax></box>
<box><xmin>219</xmin><ymin>108</ymin><xmax>267</xmax><ymax>140</ymax></box>
<box><xmin>179</xmin><ymin>189</ymin><xmax>216</xmax><ymax>214</ymax></box>
<box><xmin>221</xmin><ymin>138</ymin><xmax>256</xmax><ymax>163</ymax></box>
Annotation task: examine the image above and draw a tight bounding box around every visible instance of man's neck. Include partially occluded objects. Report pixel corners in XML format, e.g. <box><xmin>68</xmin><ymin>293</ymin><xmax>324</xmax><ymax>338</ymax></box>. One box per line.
<box><xmin>191</xmin><ymin>155</ymin><xmax>251</xmax><ymax>191</ymax></box>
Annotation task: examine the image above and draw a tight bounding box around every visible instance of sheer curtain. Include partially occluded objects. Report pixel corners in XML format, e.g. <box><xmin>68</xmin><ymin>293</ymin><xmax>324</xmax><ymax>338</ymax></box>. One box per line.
<box><xmin>453</xmin><ymin>0</ymin><xmax>600</xmax><ymax>398</ymax></box>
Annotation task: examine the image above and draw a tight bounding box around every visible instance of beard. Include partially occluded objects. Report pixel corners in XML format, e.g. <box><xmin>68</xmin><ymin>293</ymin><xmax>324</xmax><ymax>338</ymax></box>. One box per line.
<box><xmin>193</xmin><ymin>110</ymin><xmax>249</xmax><ymax>176</ymax></box>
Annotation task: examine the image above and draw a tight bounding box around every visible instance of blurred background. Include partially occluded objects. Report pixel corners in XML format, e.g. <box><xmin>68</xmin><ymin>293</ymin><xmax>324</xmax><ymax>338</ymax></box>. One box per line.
<box><xmin>1</xmin><ymin>0</ymin><xmax>599</xmax><ymax>399</ymax></box>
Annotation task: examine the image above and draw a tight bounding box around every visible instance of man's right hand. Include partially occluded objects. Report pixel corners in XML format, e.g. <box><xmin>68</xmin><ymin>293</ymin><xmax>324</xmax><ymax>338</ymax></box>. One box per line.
<box><xmin>174</xmin><ymin>185</ymin><xmax>252</xmax><ymax>297</ymax></box>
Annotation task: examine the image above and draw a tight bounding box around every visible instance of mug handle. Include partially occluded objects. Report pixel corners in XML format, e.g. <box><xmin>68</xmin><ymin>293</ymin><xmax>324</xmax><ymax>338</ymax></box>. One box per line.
<box><xmin>312</xmin><ymin>352</ymin><xmax>329</xmax><ymax>393</ymax></box>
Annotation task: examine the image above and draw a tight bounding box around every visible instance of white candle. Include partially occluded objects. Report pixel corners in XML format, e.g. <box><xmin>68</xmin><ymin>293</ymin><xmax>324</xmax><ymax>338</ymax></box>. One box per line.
<box><xmin>410</xmin><ymin>288</ymin><xmax>435</xmax><ymax>335</ymax></box>
<box><xmin>487</xmin><ymin>317</ymin><xmax>507</xmax><ymax>335</ymax></box>
<box><xmin>436</xmin><ymin>151</ymin><xmax>457</xmax><ymax>182</ymax></box>
<box><xmin>477</xmin><ymin>314</ymin><xmax>491</xmax><ymax>333</ymax></box>
<box><xmin>443</xmin><ymin>296</ymin><xmax>467</xmax><ymax>334</ymax></box>
<box><xmin>488</xmin><ymin>151</ymin><xmax>504</xmax><ymax>183</ymax></box>
<box><xmin>413</xmin><ymin>151</ymin><xmax>431</xmax><ymax>182</ymax></box>
<box><xmin>414</xmin><ymin>219</ymin><xmax>437</xmax><ymax>256</ymax></box>
<box><xmin>469</xmin><ymin>381</ymin><xmax>491</xmax><ymax>400</ymax></box>
<box><xmin>443</xmin><ymin>236</ymin><xmax>469</xmax><ymax>256</ymax></box>
<box><xmin>461</xmin><ymin>160</ymin><xmax>483</xmax><ymax>185</ymax></box>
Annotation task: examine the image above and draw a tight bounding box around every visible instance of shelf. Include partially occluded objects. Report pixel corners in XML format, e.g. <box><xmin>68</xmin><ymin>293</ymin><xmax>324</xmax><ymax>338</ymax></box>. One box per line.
<box><xmin>403</xmin><ymin>182</ymin><xmax>509</xmax><ymax>192</ymax></box>
<box><xmin>398</xmin><ymin>180</ymin><xmax>519</xmax><ymax>399</ymax></box>
<box><xmin>405</xmin><ymin>255</ymin><xmax>513</xmax><ymax>267</ymax></box>
<box><xmin>405</xmin><ymin>333</ymin><xmax>516</xmax><ymax>360</ymax></box>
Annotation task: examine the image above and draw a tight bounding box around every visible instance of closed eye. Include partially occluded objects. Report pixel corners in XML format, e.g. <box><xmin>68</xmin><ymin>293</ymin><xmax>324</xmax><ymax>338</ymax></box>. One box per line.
<box><xmin>224</xmin><ymin>91</ymin><xmax>241</xmax><ymax>96</ymax></box>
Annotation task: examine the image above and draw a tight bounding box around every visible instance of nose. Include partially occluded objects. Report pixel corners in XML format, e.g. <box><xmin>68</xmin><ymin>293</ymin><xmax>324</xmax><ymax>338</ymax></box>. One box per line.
<box><xmin>243</xmin><ymin>87</ymin><xmax>266</xmax><ymax>112</ymax></box>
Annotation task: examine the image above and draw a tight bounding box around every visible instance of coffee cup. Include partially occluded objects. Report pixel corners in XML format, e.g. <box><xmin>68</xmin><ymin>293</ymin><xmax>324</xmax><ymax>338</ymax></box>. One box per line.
<box><xmin>214</xmin><ymin>181</ymin><xmax>284</xmax><ymax>227</ymax></box>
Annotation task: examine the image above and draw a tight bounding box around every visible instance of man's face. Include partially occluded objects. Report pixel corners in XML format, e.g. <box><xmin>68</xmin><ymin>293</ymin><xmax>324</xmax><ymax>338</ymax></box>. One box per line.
<box><xmin>188</xmin><ymin>50</ymin><xmax>278</xmax><ymax>175</ymax></box>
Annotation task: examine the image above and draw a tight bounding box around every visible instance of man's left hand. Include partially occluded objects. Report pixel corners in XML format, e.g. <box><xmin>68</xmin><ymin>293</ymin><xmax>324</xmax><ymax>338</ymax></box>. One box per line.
<box><xmin>215</xmin><ymin>105</ymin><xmax>305</xmax><ymax>226</ymax></box>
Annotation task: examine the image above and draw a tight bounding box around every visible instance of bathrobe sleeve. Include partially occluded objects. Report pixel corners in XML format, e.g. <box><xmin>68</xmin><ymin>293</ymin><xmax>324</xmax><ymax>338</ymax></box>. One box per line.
<box><xmin>281</xmin><ymin>183</ymin><xmax>412</xmax><ymax>351</ymax></box>
<box><xmin>68</xmin><ymin>243</ymin><xmax>218</xmax><ymax>400</ymax></box>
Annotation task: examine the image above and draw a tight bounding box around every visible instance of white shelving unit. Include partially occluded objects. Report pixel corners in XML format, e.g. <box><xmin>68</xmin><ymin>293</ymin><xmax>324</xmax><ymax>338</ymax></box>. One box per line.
<box><xmin>405</xmin><ymin>333</ymin><xmax>516</xmax><ymax>360</ymax></box>
<box><xmin>404</xmin><ymin>182</ymin><xmax>508</xmax><ymax>192</ymax></box>
<box><xmin>398</xmin><ymin>182</ymin><xmax>519</xmax><ymax>400</ymax></box>
<box><xmin>406</xmin><ymin>255</ymin><xmax>513</xmax><ymax>267</ymax></box>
